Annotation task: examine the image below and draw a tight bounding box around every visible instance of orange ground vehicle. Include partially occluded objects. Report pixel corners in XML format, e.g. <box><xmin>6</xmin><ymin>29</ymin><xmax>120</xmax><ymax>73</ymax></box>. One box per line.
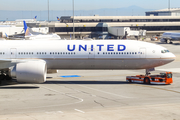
<box><xmin>126</xmin><ymin>72</ymin><xmax>173</xmax><ymax>84</ymax></box>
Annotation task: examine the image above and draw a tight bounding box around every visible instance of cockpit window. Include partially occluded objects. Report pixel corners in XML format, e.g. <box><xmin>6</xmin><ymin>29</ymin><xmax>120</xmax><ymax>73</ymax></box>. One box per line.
<box><xmin>161</xmin><ymin>50</ymin><xmax>170</xmax><ymax>53</ymax></box>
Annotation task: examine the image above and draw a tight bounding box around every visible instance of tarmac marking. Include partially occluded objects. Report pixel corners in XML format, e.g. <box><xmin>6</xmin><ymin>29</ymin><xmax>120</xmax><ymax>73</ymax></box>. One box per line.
<box><xmin>131</xmin><ymin>84</ymin><xmax>180</xmax><ymax>94</ymax></box>
<box><xmin>38</xmin><ymin>84</ymin><xmax>84</xmax><ymax>102</ymax></box>
<box><xmin>67</xmin><ymin>81</ymin><xmax>133</xmax><ymax>98</ymax></box>
<box><xmin>60</xmin><ymin>75</ymin><xmax>81</xmax><ymax>78</ymax></box>
<box><xmin>13</xmin><ymin>84</ymin><xmax>84</xmax><ymax>110</ymax></box>
<box><xmin>47</xmin><ymin>73</ymin><xmax>140</xmax><ymax>80</ymax></box>
<box><xmin>57</xmin><ymin>111</ymin><xmax>63</xmax><ymax>114</ymax></box>
<box><xmin>74</xmin><ymin>109</ymin><xmax>85</xmax><ymax>113</ymax></box>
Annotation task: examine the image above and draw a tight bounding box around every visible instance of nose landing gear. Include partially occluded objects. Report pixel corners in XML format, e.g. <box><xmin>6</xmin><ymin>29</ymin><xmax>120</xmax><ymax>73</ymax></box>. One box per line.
<box><xmin>145</xmin><ymin>69</ymin><xmax>151</xmax><ymax>76</ymax></box>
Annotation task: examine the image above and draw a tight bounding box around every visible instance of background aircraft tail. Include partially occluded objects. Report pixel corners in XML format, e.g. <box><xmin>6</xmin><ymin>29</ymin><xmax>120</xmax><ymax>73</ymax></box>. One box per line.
<box><xmin>34</xmin><ymin>16</ymin><xmax>37</xmax><ymax>20</ymax></box>
<box><xmin>57</xmin><ymin>17</ymin><xmax>60</xmax><ymax>21</ymax></box>
<box><xmin>23</xmin><ymin>21</ymin><xmax>33</xmax><ymax>36</ymax></box>
<box><xmin>5</xmin><ymin>33</ymin><xmax>8</xmax><ymax>38</ymax></box>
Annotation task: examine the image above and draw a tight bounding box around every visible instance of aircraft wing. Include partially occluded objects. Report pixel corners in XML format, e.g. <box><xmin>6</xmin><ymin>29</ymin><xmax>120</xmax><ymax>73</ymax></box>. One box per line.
<box><xmin>0</xmin><ymin>59</ymin><xmax>13</xmax><ymax>63</ymax></box>
<box><xmin>0</xmin><ymin>59</ymin><xmax>46</xmax><ymax>64</ymax></box>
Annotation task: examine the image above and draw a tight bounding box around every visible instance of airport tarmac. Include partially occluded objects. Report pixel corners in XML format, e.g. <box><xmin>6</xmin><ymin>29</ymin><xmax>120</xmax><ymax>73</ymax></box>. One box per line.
<box><xmin>0</xmin><ymin>41</ymin><xmax>180</xmax><ymax>120</ymax></box>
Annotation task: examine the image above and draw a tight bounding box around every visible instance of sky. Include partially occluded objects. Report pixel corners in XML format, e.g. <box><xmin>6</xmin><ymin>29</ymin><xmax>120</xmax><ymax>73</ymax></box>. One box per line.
<box><xmin>0</xmin><ymin>0</ymin><xmax>180</xmax><ymax>11</ymax></box>
<box><xmin>0</xmin><ymin>0</ymin><xmax>180</xmax><ymax>21</ymax></box>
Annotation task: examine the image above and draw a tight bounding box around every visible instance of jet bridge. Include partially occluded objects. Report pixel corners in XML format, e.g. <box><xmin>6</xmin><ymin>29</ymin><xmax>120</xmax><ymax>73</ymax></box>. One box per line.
<box><xmin>108</xmin><ymin>27</ymin><xmax>146</xmax><ymax>39</ymax></box>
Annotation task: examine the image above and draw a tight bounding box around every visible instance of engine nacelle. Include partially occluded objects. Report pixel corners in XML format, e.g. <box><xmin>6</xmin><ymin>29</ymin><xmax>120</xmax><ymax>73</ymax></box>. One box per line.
<box><xmin>10</xmin><ymin>60</ymin><xmax>47</xmax><ymax>83</ymax></box>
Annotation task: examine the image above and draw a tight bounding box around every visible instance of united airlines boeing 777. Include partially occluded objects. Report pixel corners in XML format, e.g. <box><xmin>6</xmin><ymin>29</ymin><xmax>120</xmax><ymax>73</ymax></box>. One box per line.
<box><xmin>0</xmin><ymin>40</ymin><xmax>175</xmax><ymax>83</ymax></box>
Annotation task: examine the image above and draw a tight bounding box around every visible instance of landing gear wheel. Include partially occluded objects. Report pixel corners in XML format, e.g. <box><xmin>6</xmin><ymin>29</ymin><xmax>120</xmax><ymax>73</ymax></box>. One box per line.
<box><xmin>0</xmin><ymin>74</ymin><xmax>6</xmax><ymax>81</ymax></box>
<box><xmin>144</xmin><ymin>77</ymin><xmax>150</xmax><ymax>84</ymax></box>
<box><xmin>128</xmin><ymin>79</ymin><xmax>132</xmax><ymax>83</ymax></box>
<box><xmin>5</xmin><ymin>75</ymin><xmax>12</xmax><ymax>81</ymax></box>
<box><xmin>170</xmin><ymin>41</ymin><xmax>173</xmax><ymax>44</ymax></box>
<box><xmin>167</xmin><ymin>39</ymin><xmax>171</xmax><ymax>44</ymax></box>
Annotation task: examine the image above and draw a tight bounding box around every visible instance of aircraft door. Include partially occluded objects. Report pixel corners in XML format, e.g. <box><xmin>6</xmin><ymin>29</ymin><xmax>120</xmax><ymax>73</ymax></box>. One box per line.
<box><xmin>88</xmin><ymin>48</ymin><xmax>95</xmax><ymax>58</ymax></box>
<box><xmin>10</xmin><ymin>48</ymin><xmax>17</xmax><ymax>59</ymax></box>
<box><xmin>139</xmin><ymin>48</ymin><xmax>146</xmax><ymax>58</ymax></box>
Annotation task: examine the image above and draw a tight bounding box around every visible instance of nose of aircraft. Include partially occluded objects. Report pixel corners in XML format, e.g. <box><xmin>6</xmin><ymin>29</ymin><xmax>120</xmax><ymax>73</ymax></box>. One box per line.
<box><xmin>170</xmin><ymin>52</ymin><xmax>176</xmax><ymax>59</ymax></box>
<box><xmin>165</xmin><ymin>52</ymin><xmax>176</xmax><ymax>63</ymax></box>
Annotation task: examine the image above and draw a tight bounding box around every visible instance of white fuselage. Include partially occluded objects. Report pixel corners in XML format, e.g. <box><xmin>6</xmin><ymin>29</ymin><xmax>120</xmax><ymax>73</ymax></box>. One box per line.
<box><xmin>0</xmin><ymin>40</ymin><xmax>175</xmax><ymax>70</ymax></box>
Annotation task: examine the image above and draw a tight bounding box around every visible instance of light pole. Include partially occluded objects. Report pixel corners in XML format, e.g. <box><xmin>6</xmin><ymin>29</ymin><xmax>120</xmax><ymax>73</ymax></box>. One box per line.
<box><xmin>48</xmin><ymin>0</ymin><xmax>49</xmax><ymax>22</ymax></box>
<box><xmin>169</xmin><ymin>0</ymin><xmax>170</xmax><ymax>11</ymax></box>
<box><xmin>72</xmin><ymin>0</ymin><xmax>75</xmax><ymax>39</ymax></box>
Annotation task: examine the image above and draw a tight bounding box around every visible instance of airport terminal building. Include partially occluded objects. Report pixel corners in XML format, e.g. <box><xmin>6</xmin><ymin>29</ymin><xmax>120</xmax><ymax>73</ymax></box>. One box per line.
<box><xmin>2</xmin><ymin>8</ymin><xmax>180</xmax><ymax>39</ymax></box>
<box><xmin>47</xmin><ymin>15</ymin><xmax>180</xmax><ymax>39</ymax></box>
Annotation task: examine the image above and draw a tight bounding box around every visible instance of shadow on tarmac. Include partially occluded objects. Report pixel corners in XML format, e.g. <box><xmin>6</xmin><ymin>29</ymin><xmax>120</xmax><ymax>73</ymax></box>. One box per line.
<box><xmin>45</xmin><ymin>80</ymin><xmax>130</xmax><ymax>84</ymax></box>
<box><xmin>45</xmin><ymin>80</ymin><xmax>170</xmax><ymax>86</ymax></box>
<box><xmin>0</xmin><ymin>86</ymin><xmax>39</xmax><ymax>89</ymax></box>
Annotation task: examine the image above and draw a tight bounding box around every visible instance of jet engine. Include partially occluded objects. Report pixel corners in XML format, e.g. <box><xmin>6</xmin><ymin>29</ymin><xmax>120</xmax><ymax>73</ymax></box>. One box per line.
<box><xmin>10</xmin><ymin>60</ymin><xmax>47</xmax><ymax>83</ymax></box>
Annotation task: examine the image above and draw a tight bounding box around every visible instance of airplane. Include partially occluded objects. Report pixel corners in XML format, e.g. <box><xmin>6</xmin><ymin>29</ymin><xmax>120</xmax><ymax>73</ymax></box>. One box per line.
<box><xmin>0</xmin><ymin>40</ymin><xmax>175</xmax><ymax>84</ymax></box>
<box><xmin>160</xmin><ymin>32</ymin><xmax>180</xmax><ymax>44</ymax></box>
<box><xmin>57</xmin><ymin>17</ymin><xmax>60</xmax><ymax>21</ymax></box>
<box><xmin>15</xmin><ymin>16</ymin><xmax>37</xmax><ymax>22</ymax></box>
<box><xmin>23</xmin><ymin>21</ymin><xmax>61</xmax><ymax>40</ymax></box>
